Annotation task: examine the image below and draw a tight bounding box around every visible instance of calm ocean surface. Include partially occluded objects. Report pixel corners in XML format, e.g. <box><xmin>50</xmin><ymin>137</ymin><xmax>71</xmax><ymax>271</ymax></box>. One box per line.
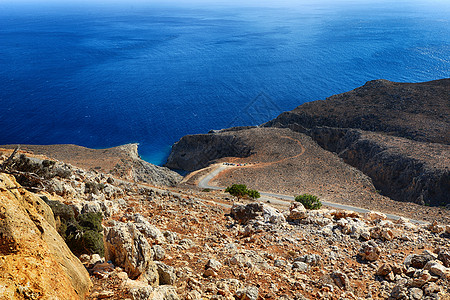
<box><xmin>0</xmin><ymin>0</ymin><xmax>449</xmax><ymax>165</ymax></box>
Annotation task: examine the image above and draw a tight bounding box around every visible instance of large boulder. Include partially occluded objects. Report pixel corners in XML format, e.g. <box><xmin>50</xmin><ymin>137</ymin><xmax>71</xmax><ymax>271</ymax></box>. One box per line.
<box><xmin>104</xmin><ymin>221</ymin><xmax>159</xmax><ymax>286</ymax></box>
<box><xmin>132</xmin><ymin>213</ymin><xmax>166</xmax><ymax>244</ymax></box>
<box><xmin>230</xmin><ymin>203</ymin><xmax>286</xmax><ymax>225</ymax></box>
<box><xmin>230</xmin><ymin>203</ymin><xmax>264</xmax><ymax>225</ymax></box>
<box><xmin>287</xmin><ymin>203</ymin><xmax>308</xmax><ymax>221</ymax></box>
<box><xmin>0</xmin><ymin>174</ymin><xmax>92</xmax><ymax>299</ymax></box>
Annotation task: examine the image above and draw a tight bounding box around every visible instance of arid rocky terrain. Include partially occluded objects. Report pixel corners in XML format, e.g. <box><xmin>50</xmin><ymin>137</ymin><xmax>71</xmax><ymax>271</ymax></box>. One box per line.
<box><xmin>0</xmin><ymin>143</ymin><xmax>181</xmax><ymax>187</ymax></box>
<box><xmin>1</xmin><ymin>148</ymin><xmax>449</xmax><ymax>300</ymax></box>
<box><xmin>167</xmin><ymin>79</ymin><xmax>449</xmax><ymax>207</ymax></box>
<box><xmin>1</xmin><ymin>79</ymin><xmax>449</xmax><ymax>300</ymax></box>
<box><xmin>264</xmin><ymin>79</ymin><xmax>449</xmax><ymax>145</ymax></box>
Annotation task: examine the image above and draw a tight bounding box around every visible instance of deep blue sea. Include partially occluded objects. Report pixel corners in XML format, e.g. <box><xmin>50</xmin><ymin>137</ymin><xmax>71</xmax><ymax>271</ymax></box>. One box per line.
<box><xmin>0</xmin><ymin>0</ymin><xmax>449</xmax><ymax>165</ymax></box>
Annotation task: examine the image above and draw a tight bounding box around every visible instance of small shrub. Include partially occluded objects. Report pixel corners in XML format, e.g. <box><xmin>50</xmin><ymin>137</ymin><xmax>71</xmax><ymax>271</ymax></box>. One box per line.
<box><xmin>66</xmin><ymin>212</ymin><xmax>104</xmax><ymax>256</ymax></box>
<box><xmin>77</xmin><ymin>212</ymin><xmax>103</xmax><ymax>232</ymax></box>
<box><xmin>44</xmin><ymin>198</ymin><xmax>104</xmax><ymax>256</ymax></box>
<box><xmin>43</xmin><ymin>198</ymin><xmax>76</xmax><ymax>224</ymax></box>
<box><xmin>225</xmin><ymin>184</ymin><xmax>248</xmax><ymax>200</ymax></box>
<box><xmin>79</xmin><ymin>230</ymin><xmax>104</xmax><ymax>257</ymax></box>
<box><xmin>295</xmin><ymin>194</ymin><xmax>322</xmax><ymax>210</ymax></box>
<box><xmin>225</xmin><ymin>184</ymin><xmax>261</xmax><ymax>201</ymax></box>
<box><xmin>202</xmin><ymin>188</ymin><xmax>212</xmax><ymax>192</ymax></box>
<box><xmin>247</xmin><ymin>189</ymin><xmax>261</xmax><ymax>200</ymax></box>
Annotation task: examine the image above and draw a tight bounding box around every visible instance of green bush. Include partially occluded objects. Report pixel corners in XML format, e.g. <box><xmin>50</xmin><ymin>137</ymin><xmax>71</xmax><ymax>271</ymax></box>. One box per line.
<box><xmin>247</xmin><ymin>189</ymin><xmax>261</xmax><ymax>200</ymax></box>
<box><xmin>66</xmin><ymin>212</ymin><xmax>104</xmax><ymax>256</ymax></box>
<box><xmin>225</xmin><ymin>184</ymin><xmax>261</xmax><ymax>201</ymax></box>
<box><xmin>295</xmin><ymin>194</ymin><xmax>322</xmax><ymax>210</ymax></box>
<box><xmin>42</xmin><ymin>197</ymin><xmax>75</xmax><ymax>224</ymax></box>
<box><xmin>44</xmin><ymin>198</ymin><xmax>104</xmax><ymax>256</ymax></box>
<box><xmin>77</xmin><ymin>212</ymin><xmax>103</xmax><ymax>232</ymax></box>
<box><xmin>225</xmin><ymin>184</ymin><xmax>249</xmax><ymax>200</ymax></box>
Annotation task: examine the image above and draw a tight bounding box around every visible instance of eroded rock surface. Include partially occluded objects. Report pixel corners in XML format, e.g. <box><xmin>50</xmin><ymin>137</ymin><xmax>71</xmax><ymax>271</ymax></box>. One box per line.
<box><xmin>0</xmin><ymin>173</ymin><xmax>92</xmax><ymax>299</ymax></box>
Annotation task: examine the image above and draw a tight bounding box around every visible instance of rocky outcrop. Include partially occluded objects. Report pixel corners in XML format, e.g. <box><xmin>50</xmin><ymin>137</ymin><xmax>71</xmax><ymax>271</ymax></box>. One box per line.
<box><xmin>165</xmin><ymin>131</ymin><xmax>253</xmax><ymax>171</ymax></box>
<box><xmin>0</xmin><ymin>173</ymin><xmax>92</xmax><ymax>299</ymax></box>
<box><xmin>54</xmin><ymin>169</ymin><xmax>448</xmax><ymax>299</ymax></box>
<box><xmin>104</xmin><ymin>221</ymin><xmax>159</xmax><ymax>286</ymax></box>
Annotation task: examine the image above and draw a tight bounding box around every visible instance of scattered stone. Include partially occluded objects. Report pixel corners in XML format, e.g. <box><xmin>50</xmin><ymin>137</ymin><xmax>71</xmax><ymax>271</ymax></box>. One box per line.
<box><xmin>331</xmin><ymin>271</ymin><xmax>350</xmax><ymax>290</ymax></box>
<box><xmin>376</xmin><ymin>263</ymin><xmax>392</xmax><ymax>276</ymax></box>
<box><xmin>411</xmin><ymin>270</ymin><xmax>432</xmax><ymax>287</ymax></box>
<box><xmin>150</xmin><ymin>286</ymin><xmax>180</xmax><ymax>300</ymax></box>
<box><xmin>152</xmin><ymin>245</ymin><xmax>165</xmax><ymax>261</ymax></box>
<box><xmin>422</xmin><ymin>282</ymin><xmax>441</xmax><ymax>295</ymax></box>
<box><xmin>163</xmin><ymin>231</ymin><xmax>178</xmax><ymax>244</ymax></box>
<box><xmin>274</xmin><ymin>259</ymin><xmax>287</xmax><ymax>267</ymax></box>
<box><xmin>127</xmin><ymin>281</ymin><xmax>154</xmax><ymax>300</ymax></box>
<box><xmin>179</xmin><ymin>238</ymin><xmax>195</xmax><ymax>249</ymax></box>
<box><xmin>390</xmin><ymin>284</ymin><xmax>408</xmax><ymax>299</ymax></box>
<box><xmin>438</xmin><ymin>250</ymin><xmax>450</xmax><ymax>267</ymax></box>
<box><xmin>203</xmin><ymin>268</ymin><xmax>218</xmax><ymax>277</ymax></box>
<box><xmin>206</xmin><ymin>259</ymin><xmax>222</xmax><ymax>272</ymax></box>
<box><xmin>287</xmin><ymin>204</ymin><xmax>307</xmax><ymax>221</ymax></box>
<box><xmin>424</xmin><ymin>260</ymin><xmax>450</xmax><ymax>279</ymax></box>
<box><xmin>262</xmin><ymin>205</ymin><xmax>286</xmax><ymax>224</ymax></box>
<box><xmin>408</xmin><ymin>287</ymin><xmax>423</xmax><ymax>300</ymax></box>
<box><xmin>358</xmin><ymin>241</ymin><xmax>381</xmax><ymax>261</ymax></box>
<box><xmin>294</xmin><ymin>254</ymin><xmax>321</xmax><ymax>266</ymax></box>
<box><xmin>97</xmin><ymin>290</ymin><xmax>114</xmax><ymax>299</ymax></box>
<box><xmin>235</xmin><ymin>286</ymin><xmax>259</xmax><ymax>300</ymax></box>
<box><xmin>406</xmin><ymin>252</ymin><xmax>436</xmax><ymax>269</ymax></box>
<box><xmin>292</xmin><ymin>262</ymin><xmax>309</xmax><ymax>272</ymax></box>
<box><xmin>428</xmin><ymin>220</ymin><xmax>445</xmax><ymax>234</ymax></box>
<box><xmin>364</xmin><ymin>211</ymin><xmax>387</xmax><ymax>221</ymax></box>
<box><xmin>156</xmin><ymin>262</ymin><xmax>176</xmax><ymax>285</ymax></box>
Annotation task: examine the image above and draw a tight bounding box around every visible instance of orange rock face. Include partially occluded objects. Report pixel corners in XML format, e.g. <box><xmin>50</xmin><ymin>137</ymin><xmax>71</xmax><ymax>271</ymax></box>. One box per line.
<box><xmin>0</xmin><ymin>174</ymin><xmax>92</xmax><ymax>299</ymax></box>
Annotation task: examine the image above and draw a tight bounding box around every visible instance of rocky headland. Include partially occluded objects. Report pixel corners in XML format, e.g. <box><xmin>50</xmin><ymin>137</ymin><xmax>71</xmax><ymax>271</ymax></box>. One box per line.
<box><xmin>1</xmin><ymin>143</ymin><xmax>182</xmax><ymax>187</ymax></box>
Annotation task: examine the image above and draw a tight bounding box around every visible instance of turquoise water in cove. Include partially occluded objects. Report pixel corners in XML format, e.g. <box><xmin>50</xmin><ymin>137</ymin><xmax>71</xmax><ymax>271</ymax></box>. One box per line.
<box><xmin>0</xmin><ymin>0</ymin><xmax>449</xmax><ymax>165</ymax></box>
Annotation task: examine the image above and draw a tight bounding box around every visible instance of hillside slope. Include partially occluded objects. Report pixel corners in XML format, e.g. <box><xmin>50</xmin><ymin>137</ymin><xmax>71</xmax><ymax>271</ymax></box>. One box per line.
<box><xmin>265</xmin><ymin>79</ymin><xmax>450</xmax><ymax>144</ymax></box>
<box><xmin>1</xmin><ymin>143</ymin><xmax>181</xmax><ymax>187</ymax></box>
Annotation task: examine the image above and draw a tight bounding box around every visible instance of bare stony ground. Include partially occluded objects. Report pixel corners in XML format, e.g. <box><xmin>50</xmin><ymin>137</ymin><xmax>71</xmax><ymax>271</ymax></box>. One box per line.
<box><xmin>1</xmin><ymin>150</ymin><xmax>450</xmax><ymax>300</ymax></box>
<box><xmin>181</xmin><ymin>127</ymin><xmax>450</xmax><ymax>225</ymax></box>
<box><xmin>0</xmin><ymin>144</ymin><xmax>181</xmax><ymax>187</ymax></box>
<box><xmin>86</xmin><ymin>187</ymin><xmax>450</xmax><ymax>300</ymax></box>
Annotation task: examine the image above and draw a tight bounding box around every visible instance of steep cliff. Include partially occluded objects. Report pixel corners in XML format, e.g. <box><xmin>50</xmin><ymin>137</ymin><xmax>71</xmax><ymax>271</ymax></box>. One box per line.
<box><xmin>306</xmin><ymin>127</ymin><xmax>449</xmax><ymax>206</ymax></box>
<box><xmin>165</xmin><ymin>131</ymin><xmax>254</xmax><ymax>171</ymax></box>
